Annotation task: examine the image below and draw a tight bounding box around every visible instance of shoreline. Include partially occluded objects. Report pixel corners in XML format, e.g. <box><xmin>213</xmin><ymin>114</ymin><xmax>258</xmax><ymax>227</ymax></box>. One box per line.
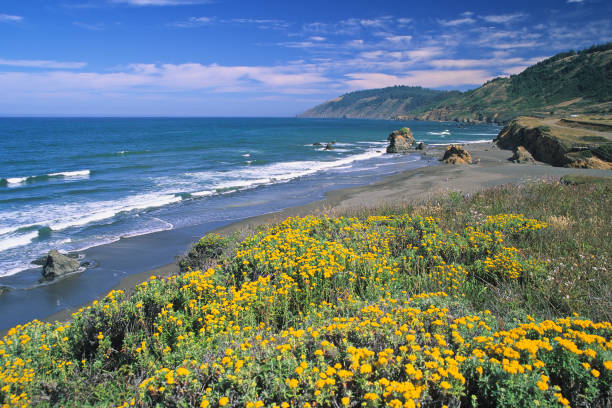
<box><xmin>3</xmin><ymin>141</ymin><xmax>611</xmax><ymax>333</ymax></box>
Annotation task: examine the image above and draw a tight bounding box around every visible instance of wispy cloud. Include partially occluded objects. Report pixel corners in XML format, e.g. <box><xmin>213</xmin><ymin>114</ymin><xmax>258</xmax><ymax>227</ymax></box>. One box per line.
<box><xmin>438</xmin><ymin>17</ymin><xmax>476</xmax><ymax>27</ymax></box>
<box><xmin>0</xmin><ymin>62</ymin><xmax>331</xmax><ymax>97</ymax></box>
<box><xmin>0</xmin><ymin>13</ymin><xmax>23</xmax><ymax>22</ymax></box>
<box><xmin>385</xmin><ymin>35</ymin><xmax>412</xmax><ymax>45</ymax></box>
<box><xmin>223</xmin><ymin>18</ymin><xmax>289</xmax><ymax>30</ymax></box>
<box><xmin>0</xmin><ymin>58</ymin><xmax>87</xmax><ymax>69</ymax></box>
<box><xmin>480</xmin><ymin>13</ymin><xmax>528</xmax><ymax>24</ymax></box>
<box><xmin>169</xmin><ymin>16</ymin><xmax>214</xmax><ymax>28</ymax></box>
<box><xmin>73</xmin><ymin>21</ymin><xmax>105</xmax><ymax>30</ymax></box>
<box><xmin>438</xmin><ymin>12</ymin><xmax>476</xmax><ymax>27</ymax></box>
<box><xmin>170</xmin><ymin>17</ymin><xmax>289</xmax><ymax>29</ymax></box>
<box><xmin>111</xmin><ymin>0</ymin><xmax>210</xmax><ymax>6</ymax></box>
<box><xmin>344</xmin><ymin>69</ymin><xmax>492</xmax><ymax>89</ymax></box>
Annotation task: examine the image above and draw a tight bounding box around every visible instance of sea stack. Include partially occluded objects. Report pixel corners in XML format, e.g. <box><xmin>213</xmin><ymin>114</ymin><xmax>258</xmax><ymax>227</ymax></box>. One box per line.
<box><xmin>441</xmin><ymin>145</ymin><xmax>473</xmax><ymax>165</ymax></box>
<box><xmin>42</xmin><ymin>250</ymin><xmax>81</xmax><ymax>280</ymax></box>
<box><xmin>386</xmin><ymin>127</ymin><xmax>416</xmax><ymax>153</ymax></box>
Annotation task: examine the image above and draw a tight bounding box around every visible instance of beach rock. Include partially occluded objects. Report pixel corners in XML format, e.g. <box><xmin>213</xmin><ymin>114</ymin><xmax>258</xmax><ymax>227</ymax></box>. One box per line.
<box><xmin>386</xmin><ymin>127</ymin><xmax>416</xmax><ymax>153</ymax></box>
<box><xmin>441</xmin><ymin>145</ymin><xmax>473</xmax><ymax>165</ymax></box>
<box><xmin>324</xmin><ymin>143</ymin><xmax>334</xmax><ymax>150</ymax></box>
<box><xmin>42</xmin><ymin>250</ymin><xmax>81</xmax><ymax>280</ymax></box>
<box><xmin>510</xmin><ymin>146</ymin><xmax>535</xmax><ymax>163</ymax></box>
<box><xmin>33</xmin><ymin>252</ymin><xmax>78</xmax><ymax>266</ymax></box>
<box><xmin>416</xmin><ymin>142</ymin><xmax>425</xmax><ymax>150</ymax></box>
<box><xmin>313</xmin><ymin>142</ymin><xmax>323</xmax><ymax>146</ymax></box>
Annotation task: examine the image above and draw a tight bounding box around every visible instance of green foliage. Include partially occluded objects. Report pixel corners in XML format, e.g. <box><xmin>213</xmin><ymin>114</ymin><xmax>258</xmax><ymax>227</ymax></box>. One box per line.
<box><xmin>1</xmin><ymin>182</ymin><xmax>611</xmax><ymax>407</ymax></box>
<box><xmin>301</xmin><ymin>86</ymin><xmax>460</xmax><ymax>118</ymax></box>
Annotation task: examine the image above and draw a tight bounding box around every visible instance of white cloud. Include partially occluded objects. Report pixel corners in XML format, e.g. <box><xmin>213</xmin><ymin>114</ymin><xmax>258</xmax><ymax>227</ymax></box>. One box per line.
<box><xmin>430</xmin><ymin>56</ymin><xmax>546</xmax><ymax>69</ymax></box>
<box><xmin>480</xmin><ymin>13</ymin><xmax>528</xmax><ymax>24</ymax></box>
<box><xmin>344</xmin><ymin>69</ymin><xmax>493</xmax><ymax>89</ymax></box>
<box><xmin>438</xmin><ymin>17</ymin><xmax>476</xmax><ymax>27</ymax></box>
<box><xmin>489</xmin><ymin>41</ymin><xmax>541</xmax><ymax>49</ymax></box>
<box><xmin>0</xmin><ymin>58</ymin><xmax>87</xmax><ymax>69</ymax></box>
<box><xmin>111</xmin><ymin>0</ymin><xmax>209</xmax><ymax>5</ymax></box>
<box><xmin>73</xmin><ymin>21</ymin><xmax>105</xmax><ymax>30</ymax></box>
<box><xmin>385</xmin><ymin>35</ymin><xmax>412</xmax><ymax>45</ymax></box>
<box><xmin>504</xmin><ymin>66</ymin><xmax>529</xmax><ymax>75</ymax></box>
<box><xmin>0</xmin><ymin>62</ymin><xmax>331</xmax><ymax>97</ymax></box>
<box><xmin>309</xmin><ymin>36</ymin><xmax>326</xmax><ymax>42</ymax></box>
<box><xmin>224</xmin><ymin>18</ymin><xmax>289</xmax><ymax>30</ymax></box>
<box><xmin>0</xmin><ymin>13</ymin><xmax>22</xmax><ymax>22</ymax></box>
<box><xmin>169</xmin><ymin>16</ymin><xmax>214</xmax><ymax>28</ymax></box>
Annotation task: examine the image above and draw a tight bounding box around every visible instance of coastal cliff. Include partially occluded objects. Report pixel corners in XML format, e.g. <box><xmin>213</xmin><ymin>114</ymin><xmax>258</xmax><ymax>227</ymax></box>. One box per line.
<box><xmin>494</xmin><ymin>116</ymin><xmax>612</xmax><ymax>169</ymax></box>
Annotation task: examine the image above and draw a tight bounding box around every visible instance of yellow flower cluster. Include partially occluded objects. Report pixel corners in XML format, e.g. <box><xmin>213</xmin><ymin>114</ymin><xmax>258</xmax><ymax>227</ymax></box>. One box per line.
<box><xmin>0</xmin><ymin>213</ymin><xmax>609</xmax><ymax>408</ymax></box>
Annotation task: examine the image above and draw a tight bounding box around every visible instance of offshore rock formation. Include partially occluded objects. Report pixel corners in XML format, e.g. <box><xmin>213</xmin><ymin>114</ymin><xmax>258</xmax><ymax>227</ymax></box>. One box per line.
<box><xmin>42</xmin><ymin>250</ymin><xmax>81</xmax><ymax>280</ymax></box>
<box><xmin>441</xmin><ymin>145</ymin><xmax>473</xmax><ymax>165</ymax></box>
<box><xmin>386</xmin><ymin>128</ymin><xmax>416</xmax><ymax>153</ymax></box>
<box><xmin>510</xmin><ymin>146</ymin><xmax>536</xmax><ymax>163</ymax></box>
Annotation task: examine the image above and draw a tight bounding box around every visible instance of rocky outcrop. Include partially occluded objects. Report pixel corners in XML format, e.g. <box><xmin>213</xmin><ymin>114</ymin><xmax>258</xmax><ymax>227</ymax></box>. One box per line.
<box><xmin>416</xmin><ymin>142</ymin><xmax>425</xmax><ymax>150</ymax></box>
<box><xmin>495</xmin><ymin>117</ymin><xmax>612</xmax><ymax>169</ymax></box>
<box><xmin>42</xmin><ymin>250</ymin><xmax>81</xmax><ymax>280</ymax></box>
<box><xmin>510</xmin><ymin>146</ymin><xmax>535</xmax><ymax>163</ymax></box>
<box><xmin>324</xmin><ymin>143</ymin><xmax>334</xmax><ymax>150</ymax></box>
<box><xmin>441</xmin><ymin>145</ymin><xmax>473</xmax><ymax>164</ymax></box>
<box><xmin>386</xmin><ymin>128</ymin><xmax>416</xmax><ymax>153</ymax></box>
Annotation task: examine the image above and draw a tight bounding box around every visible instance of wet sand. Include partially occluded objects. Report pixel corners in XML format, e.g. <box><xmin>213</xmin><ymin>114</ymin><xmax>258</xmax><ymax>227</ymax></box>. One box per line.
<box><xmin>3</xmin><ymin>142</ymin><xmax>611</xmax><ymax>333</ymax></box>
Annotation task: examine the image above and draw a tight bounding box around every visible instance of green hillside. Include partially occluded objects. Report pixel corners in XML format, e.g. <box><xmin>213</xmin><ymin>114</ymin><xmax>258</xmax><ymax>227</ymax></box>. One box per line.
<box><xmin>300</xmin><ymin>43</ymin><xmax>612</xmax><ymax>123</ymax></box>
<box><xmin>298</xmin><ymin>86</ymin><xmax>459</xmax><ymax>119</ymax></box>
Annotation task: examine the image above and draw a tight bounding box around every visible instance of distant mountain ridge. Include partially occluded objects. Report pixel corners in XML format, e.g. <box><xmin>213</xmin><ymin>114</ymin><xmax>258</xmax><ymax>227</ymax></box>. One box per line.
<box><xmin>299</xmin><ymin>43</ymin><xmax>612</xmax><ymax>124</ymax></box>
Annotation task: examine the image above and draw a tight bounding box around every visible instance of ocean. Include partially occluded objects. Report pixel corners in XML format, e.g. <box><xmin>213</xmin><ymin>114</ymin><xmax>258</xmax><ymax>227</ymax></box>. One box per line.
<box><xmin>0</xmin><ymin>117</ymin><xmax>499</xmax><ymax>283</ymax></box>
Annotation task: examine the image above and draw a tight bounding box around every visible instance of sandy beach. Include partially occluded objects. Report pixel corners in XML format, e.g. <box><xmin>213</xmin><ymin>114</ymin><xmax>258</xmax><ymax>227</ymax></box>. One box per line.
<box><xmin>2</xmin><ymin>141</ymin><xmax>610</xmax><ymax>333</ymax></box>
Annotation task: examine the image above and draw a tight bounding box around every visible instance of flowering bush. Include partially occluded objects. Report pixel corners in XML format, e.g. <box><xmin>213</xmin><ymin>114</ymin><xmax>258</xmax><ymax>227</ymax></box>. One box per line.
<box><xmin>1</xmin><ymin>208</ymin><xmax>610</xmax><ymax>407</ymax></box>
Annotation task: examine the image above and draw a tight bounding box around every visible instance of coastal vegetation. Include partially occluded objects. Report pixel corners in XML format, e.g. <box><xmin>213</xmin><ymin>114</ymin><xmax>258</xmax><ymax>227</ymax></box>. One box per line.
<box><xmin>1</xmin><ymin>180</ymin><xmax>611</xmax><ymax>407</ymax></box>
<box><xmin>300</xmin><ymin>43</ymin><xmax>612</xmax><ymax>123</ymax></box>
<box><xmin>495</xmin><ymin>116</ymin><xmax>612</xmax><ymax>169</ymax></box>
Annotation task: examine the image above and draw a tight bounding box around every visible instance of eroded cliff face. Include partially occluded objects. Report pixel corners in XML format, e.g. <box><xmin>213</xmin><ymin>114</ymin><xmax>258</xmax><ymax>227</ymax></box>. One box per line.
<box><xmin>494</xmin><ymin>117</ymin><xmax>612</xmax><ymax>169</ymax></box>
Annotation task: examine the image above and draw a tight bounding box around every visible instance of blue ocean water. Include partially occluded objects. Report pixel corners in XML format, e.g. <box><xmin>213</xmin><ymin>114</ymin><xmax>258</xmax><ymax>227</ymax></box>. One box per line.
<box><xmin>0</xmin><ymin>117</ymin><xmax>500</xmax><ymax>278</ymax></box>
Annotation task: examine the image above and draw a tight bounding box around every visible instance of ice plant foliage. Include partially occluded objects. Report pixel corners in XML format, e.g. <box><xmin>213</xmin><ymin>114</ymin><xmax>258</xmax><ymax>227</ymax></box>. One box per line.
<box><xmin>0</xmin><ymin>213</ymin><xmax>610</xmax><ymax>407</ymax></box>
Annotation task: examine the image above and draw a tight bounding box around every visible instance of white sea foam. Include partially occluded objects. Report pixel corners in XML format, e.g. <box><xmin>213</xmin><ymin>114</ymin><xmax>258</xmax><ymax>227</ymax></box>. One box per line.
<box><xmin>357</xmin><ymin>141</ymin><xmax>387</xmax><ymax>145</ymax></box>
<box><xmin>241</xmin><ymin>153</ymin><xmax>250</xmax><ymax>157</ymax></box>
<box><xmin>180</xmin><ymin>148</ymin><xmax>387</xmax><ymax>195</ymax></box>
<box><xmin>48</xmin><ymin>193</ymin><xmax>181</xmax><ymax>231</ymax></box>
<box><xmin>0</xmin><ymin>231</ymin><xmax>38</xmax><ymax>252</ymax></box>
<box><xmin>0</xmin><ymin>192</ymin><xmax>182</xmax><ymax>239</ymax></box>
<box><xmin>6</xmin><ymin>177</ymin><xmax>28</xmax><ymax>185</ymax></box>
<box><xmin>427</xmin><ymin>131</ymin><xmax>451</xmax><ymax>136</ymax></box>
<box><xmin>191</xmin><ymin>190</ymin><xmax>215</xmax><ymax>197</ymax></box>
<box><xmin>48</xmin><ymin>169</ymin><xmax>90</xmax><ymax>178</ymax></box>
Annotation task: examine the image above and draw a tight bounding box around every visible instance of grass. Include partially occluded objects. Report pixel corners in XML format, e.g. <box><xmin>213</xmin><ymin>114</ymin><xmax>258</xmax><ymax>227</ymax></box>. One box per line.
<box><xmin>0</xmin><ymin>181</ymin><xmax>610</xmax><ymax>407</ymax></box>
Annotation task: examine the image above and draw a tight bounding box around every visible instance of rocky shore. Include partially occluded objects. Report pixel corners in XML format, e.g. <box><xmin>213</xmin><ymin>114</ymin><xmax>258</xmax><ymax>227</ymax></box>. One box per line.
<box><xmin>495</xmin><ymin>116</ymin><xmax>612</xmax><ymax>169</ymax></box>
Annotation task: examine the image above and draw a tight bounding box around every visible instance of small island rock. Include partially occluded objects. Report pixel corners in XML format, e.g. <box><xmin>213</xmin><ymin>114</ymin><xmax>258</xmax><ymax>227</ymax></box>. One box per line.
<box><xmin>511</xmin><ymin>146</ymin><xmax>535</xmax><ymax>163</ymax></box>
<box><xmin>312</xmin><ymin>142</ymin><xmax>323</xmax><ymax>146</ymax></box>
<box><xmin>42</xmin><ymin>250</ymin><xmax>81</xmax><ymax>280</ymax></box>
<box><xmin>324</xmin><ymin>143</ymin><xmax>334</xmax><ymax>150</ymax></box>
<box><xmin>441</xmin><ymin>145</ymin><xmax>473</xmax><ymax>165</ymax></box>
<box><xmin>386</xmin><ymin>128</ymin><xmax>416</xmax><ymax>153</ymax></box>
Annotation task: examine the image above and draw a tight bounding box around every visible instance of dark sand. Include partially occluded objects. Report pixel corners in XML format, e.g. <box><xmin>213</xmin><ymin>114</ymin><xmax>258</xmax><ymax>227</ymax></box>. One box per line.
<box><xmin>2</xmin><ymin>142</ymin><xmax>611</xmax><ymax>334</ymax></box>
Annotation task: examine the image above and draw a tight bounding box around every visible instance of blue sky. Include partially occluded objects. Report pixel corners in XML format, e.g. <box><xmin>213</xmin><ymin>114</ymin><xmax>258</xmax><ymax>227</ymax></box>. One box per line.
<box><xmin>1</xmin><ymin>0</ymin><xmax>610</xmax><ymax>116</ymax></box>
